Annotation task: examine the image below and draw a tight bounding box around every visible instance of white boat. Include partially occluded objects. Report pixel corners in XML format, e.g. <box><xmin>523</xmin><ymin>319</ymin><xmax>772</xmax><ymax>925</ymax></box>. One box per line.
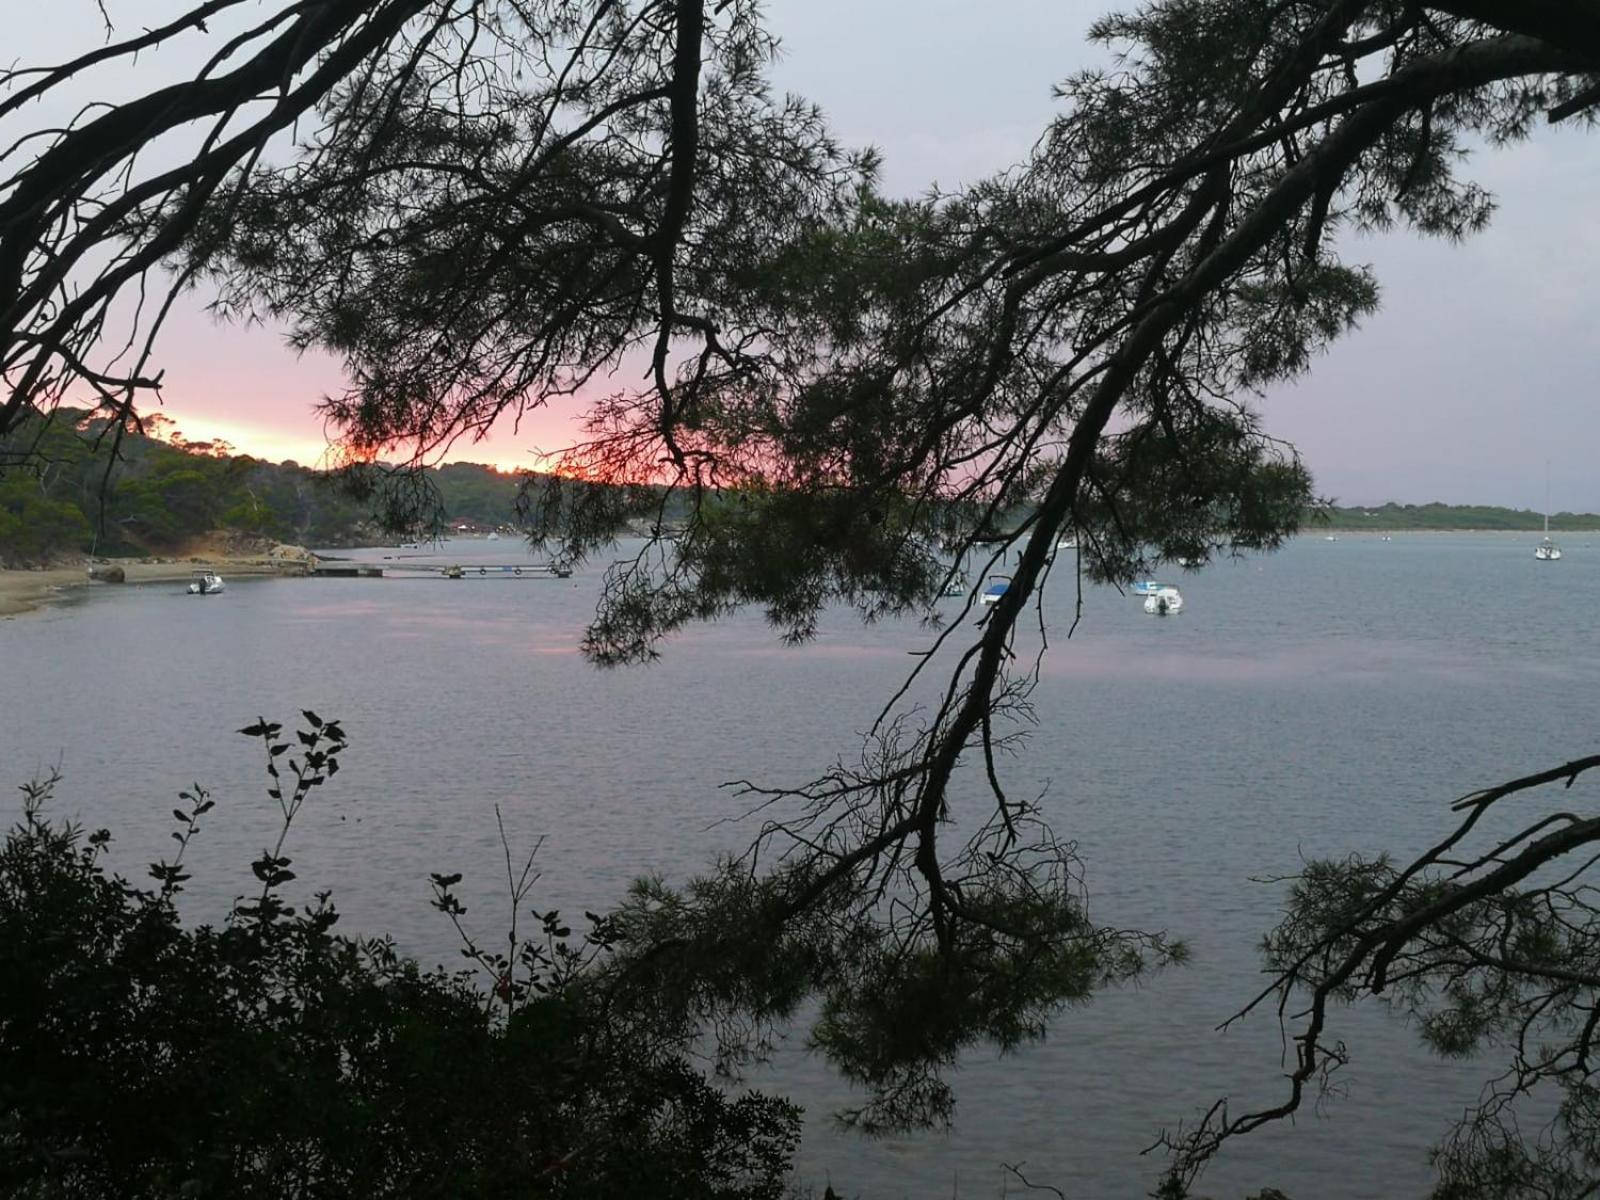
<box><xmin>1324</xmin><ymin>535</ymin><xmax>1338</xmax><ymax>542</ymax></box>
<box><xmin>1056</xmin><ymin>538</ymin><xmax>1077</xmax><ymax>551</ymax></box>
<box><xmin>1536</xmin><ymin>462</ymin><xmax>1562</xmax><ymax>561</ymax></box>
<box><xmin>486</xmin><ymin>532</ymin><xmax>500</xmax><ymax>541</ymax></box>
<box><xmin>1131</xmin><ymin>580</ymin><xmax>1166</xmax><ymax>595</ymax></box>
<box><xmin>979</xmin><ymin>576</ymin><xmax>1010</xmax><ymax>606</ymax></box>
<box><xmin>942</xmin><ymin>578</ymin><xmax>967</xmax><ymax>597</ymax></box>
<box><xmin>186</xmin><ymin>570</ymin><xmax>225</xmax><ymax>595</ymax></box>
<box><xmin>1143</xmin><ymin>585</ymin><xmax>1183</xmax><ymax>615</ymax></box>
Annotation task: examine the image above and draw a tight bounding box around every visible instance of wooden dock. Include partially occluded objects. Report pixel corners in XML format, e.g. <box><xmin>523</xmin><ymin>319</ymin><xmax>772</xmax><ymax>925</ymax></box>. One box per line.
<box><xmin>311</xmin><ymin>562</ymin><xmax>569</xmax><ymax>579</ymax></box>
<box><xmin>311</xmin><ymin>564</ymin><xmax>386</xmax><ymax>578</ymax></box>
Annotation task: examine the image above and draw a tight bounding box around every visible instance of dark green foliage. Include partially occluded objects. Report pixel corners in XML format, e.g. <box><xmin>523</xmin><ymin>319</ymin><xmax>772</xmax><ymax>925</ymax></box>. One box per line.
<box><xmin>598</xmin><ymin>730</ymin><xmax>1184</xmax><ymax>1137</ymax></box>
<box><xmin>0</xmin><ymin>408</ymin><xmax>534</xmax><ymax>565</ymax></box>
<box><xmin>1076</xmin><ymin>412</ymin><xmax>1314</xmax><ymax>581</ymax></box>
<box><xmin>0</xmin><ymin>486</ymin><xmax>91</xmax><ymax>564</ymax></box>
<box><xmin>1158</xmin><ymin>756</ymin><xmax>1600</xmax><ymax>1197</ymax></box>
<box><xmin>0</xmin><ymin>718</ymin><xmax>800</xmax><ymax>1199</ymax></box>
<box><xmin>1256</xmin><ymin>847</ymin><xmax>1600</xmax><ymax>1198</ymax></box>
<box><xmin>1314</xmin><ymin>502</ymin><xmax>1600</xmax><ymax>532</ymax></box>
<box><xmin>7</xmin><ymin>3</ymin><xmax>1600</xmax><ymax>1195</ymax></box>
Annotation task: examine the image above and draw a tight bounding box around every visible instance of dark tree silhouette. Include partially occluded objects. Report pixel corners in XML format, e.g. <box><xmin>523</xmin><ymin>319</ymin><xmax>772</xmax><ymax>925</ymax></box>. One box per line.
<box><xmin>4</xmin><ymin>0</ymin><xmax>1600</xmax><ymax>1188</ymax></box>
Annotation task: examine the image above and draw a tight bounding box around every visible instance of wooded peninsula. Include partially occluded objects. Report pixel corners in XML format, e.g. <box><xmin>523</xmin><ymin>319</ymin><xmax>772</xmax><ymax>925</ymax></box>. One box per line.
<box><xmin>1</xmin><ymin>409</ymin><xmax>1593</xmax><ymax>570</ymax></box>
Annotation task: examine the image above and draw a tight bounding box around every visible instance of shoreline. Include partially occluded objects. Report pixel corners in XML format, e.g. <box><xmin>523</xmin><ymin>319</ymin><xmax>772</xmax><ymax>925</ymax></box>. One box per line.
<box><xmin>0</xmin><ymin>557</ymin><xmax>301</xmax><ymax>619</ymax></box>
<box><xmin>3</xmin><ymin>528</ymin><xmax>1584</xmax><ymax>620</ymax></box>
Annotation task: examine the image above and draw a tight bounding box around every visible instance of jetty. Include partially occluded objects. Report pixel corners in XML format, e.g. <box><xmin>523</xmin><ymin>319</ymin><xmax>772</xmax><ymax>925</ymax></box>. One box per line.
<box><xmin>311</xmin><ymin>562</ymin><xmax>570</xmax><ymax>580</ymax></box>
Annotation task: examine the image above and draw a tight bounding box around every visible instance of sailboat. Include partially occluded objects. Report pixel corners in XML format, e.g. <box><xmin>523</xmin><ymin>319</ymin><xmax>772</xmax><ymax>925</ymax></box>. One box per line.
<box><xmin>1536</xmin><ymin>519</ymin><xmax>1562</xmax><ymax>560</ymax></box>
<box><xmin>1536</xmin><ymin>463</ymin><xmax>1562</xmax><ymax>561</ymax></box>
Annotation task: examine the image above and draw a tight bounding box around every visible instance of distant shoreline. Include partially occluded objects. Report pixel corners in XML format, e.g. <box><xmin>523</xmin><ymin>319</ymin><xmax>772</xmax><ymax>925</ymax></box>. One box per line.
<box><xmin>0</xmin><ymin>555</ymin><xmax>304</xmax><ymax>619</ymax></box>
<box><xmin>1310</xmin><ymin>527</ymin><xmax>1600</xmax><ymax>536</ymax></box>
<box><xmin>6</xmin><ymin>525</ymin><xmax>1590</xmax><ymax>623</ymax></box>
<box><xmin>1313</xmin><ymin>502</ymin><xmax>1600</xmax><ymax>533</ymax></box>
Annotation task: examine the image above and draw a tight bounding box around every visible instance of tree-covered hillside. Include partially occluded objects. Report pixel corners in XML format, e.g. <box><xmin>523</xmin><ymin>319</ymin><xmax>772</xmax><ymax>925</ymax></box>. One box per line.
<box><xmin>0</xmin><ymin>410</ymin><xmax>529</xmax><ymax>567</ymax></box>
<box><xmin>1314</xmin><ymin>503</ymin><xmax>1600</xmax><ymax>531</ymax></box>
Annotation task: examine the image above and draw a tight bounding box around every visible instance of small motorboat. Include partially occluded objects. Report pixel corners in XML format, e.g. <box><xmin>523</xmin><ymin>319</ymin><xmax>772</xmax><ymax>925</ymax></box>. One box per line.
<box><xmin>187</xmin><ymin>570</ymin><xmax>225</xmax><ymax>595</ymax></box>
<box><xmin>942</xmin><ymin>577</ymin><xmax>967</xmax><ymax>597</ymax></box>
<box><xmin>979</xmin><ymin>576</ymin><xmax>1010</xmax><ymax>606</ymax></box>
<box><xmin>1131</xmin><ymin>580</ymin><xmax>1166</xmax><ymax>596</ymax></box>
<box><xmin>1143</xmin><ymin>585</ymin><xmax>1183</xmax><ymax>616</ymax></box>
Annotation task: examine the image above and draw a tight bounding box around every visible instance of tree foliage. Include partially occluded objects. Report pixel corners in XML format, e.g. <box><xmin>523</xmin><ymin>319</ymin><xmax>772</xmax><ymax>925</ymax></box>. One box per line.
<box><xmin>1317</xmin><ymin>503</ymin><xmax>1600</xmax><ymax>531</ymax></box>
<box><xmin>0</xmin><ymin>407</ymin><xmax>535</xmax><ymax>563</ymax></box>
<box><xmin>1154</xmin><ymin>757</ymin><xmax>1600</xmax><ymax>1198</ymax></box>
<box><xmin>0</xmin><ymin>718</ymin><xmax>799</xmax><ymax>1199</ymax></box>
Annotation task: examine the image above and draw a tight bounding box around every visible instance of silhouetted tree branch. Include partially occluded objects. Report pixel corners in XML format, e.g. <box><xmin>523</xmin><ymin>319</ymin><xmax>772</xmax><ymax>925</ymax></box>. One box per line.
<box><xmin>5</xmin><ymin>0</ymin><xmax>1600</xmax><ymax>1156</ymax></box>
<box><xmin>1157</xmin><ymin>754</ymin><xmax>1600</xmax><ymax>1196</ymax></box>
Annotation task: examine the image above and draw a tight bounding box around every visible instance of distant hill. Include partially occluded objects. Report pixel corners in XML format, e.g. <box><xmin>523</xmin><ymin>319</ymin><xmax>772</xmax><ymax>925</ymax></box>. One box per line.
<box><xmin>0</xmin><ymin>408</ymin><xmax>536</xmax><ymax>567</ymax></box>
<box><xmin>8</xmin><ymin>411</ymin><xmax>1596</xmax><ymax>569</ymax></box>
<box><xmin>1311</xmin><ymin>503</ymin><xmax>1600</xmax><ymax>531</ymax></box>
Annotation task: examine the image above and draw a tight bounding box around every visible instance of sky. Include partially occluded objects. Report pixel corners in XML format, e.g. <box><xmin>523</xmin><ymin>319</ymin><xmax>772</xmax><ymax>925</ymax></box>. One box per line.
<box><xmin>9</xmin><ymin>0</ymin><xmax>1599</xmax><ymax>508</ymax></box>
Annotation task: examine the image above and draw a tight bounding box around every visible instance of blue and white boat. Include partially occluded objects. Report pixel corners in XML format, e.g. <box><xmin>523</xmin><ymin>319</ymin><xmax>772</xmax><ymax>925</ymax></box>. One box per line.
<box><xmin>980</xmin><ymin>576</ymin><xmax>1010</xmax><ymax>606</ymax></box>
<box><xmin>1131</xmin><ymin>580</ymin><xmax>1166</xmax><ymax>596</ymax></box>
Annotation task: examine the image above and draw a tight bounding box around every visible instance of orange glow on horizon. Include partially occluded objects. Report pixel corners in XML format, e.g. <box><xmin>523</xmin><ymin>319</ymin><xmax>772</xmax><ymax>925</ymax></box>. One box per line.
<box><xmin>156</xmin><ymin>406</ymin><xmax>571</xmax><ymax>476</ymax></box>
<box><xmin>153</xmin><ymin>407</ymin><xmax>337</xmax><ymax>467</ymax></box>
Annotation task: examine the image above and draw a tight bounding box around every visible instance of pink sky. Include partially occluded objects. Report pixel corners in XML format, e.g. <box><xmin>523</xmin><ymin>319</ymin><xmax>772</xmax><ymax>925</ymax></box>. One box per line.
<box><xmin>20</xmin><ymin>1</ymin><xmax>1600</xmax><ymax>509</ymax></box>
<box><xmin>150</xmin><ymin>306</ymin><xmax>588</xmax><ymax>473</ymax></box>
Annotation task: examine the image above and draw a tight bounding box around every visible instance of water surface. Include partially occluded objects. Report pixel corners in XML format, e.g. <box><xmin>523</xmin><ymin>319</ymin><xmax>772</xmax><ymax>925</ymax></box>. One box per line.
<box><xmin>5</xmin><ymin>532</ymin><xmax>1597</xmax><ymax>1198</ymax></box>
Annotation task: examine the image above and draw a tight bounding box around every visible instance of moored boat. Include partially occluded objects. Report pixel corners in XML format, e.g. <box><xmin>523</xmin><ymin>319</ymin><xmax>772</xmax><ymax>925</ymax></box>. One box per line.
<box><xmin>186</xmin><ymin>570</ymin><xmax>225</xmax><ymax>595</ymax></box>
<box><xmin>979</xmin><ymin>576</ymin><xmax>1010</xmax><ymax>606</ymax></box>
<box><xmin>1143</xmin><ymin>585</ymin><xmax>1183</xmax><ymax>615</ymax></box>
<box><xmin>1535</xmin><ymin>463</ymin><xmax>1562</xmax><ymax>561</ymax></box>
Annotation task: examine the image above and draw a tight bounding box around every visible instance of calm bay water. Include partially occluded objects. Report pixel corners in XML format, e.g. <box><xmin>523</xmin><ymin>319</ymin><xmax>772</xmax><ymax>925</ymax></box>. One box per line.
<box><xmin>5</xmin><ymin>533</ymin><xmax>1599</xmax><ymax>1198</ymax></box>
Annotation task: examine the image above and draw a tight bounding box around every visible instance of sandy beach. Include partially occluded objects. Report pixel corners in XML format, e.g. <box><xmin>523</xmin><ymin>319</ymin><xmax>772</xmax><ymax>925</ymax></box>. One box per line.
<box><xmin>0</xmin><ymin>554</ymin><xmax>307</xmax><ymax>619</ymax></box>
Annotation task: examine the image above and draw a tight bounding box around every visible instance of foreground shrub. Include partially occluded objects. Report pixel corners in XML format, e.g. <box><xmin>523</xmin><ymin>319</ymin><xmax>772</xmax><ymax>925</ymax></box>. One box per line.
<box><xmin>0</xmin><ymin>716</ymin><xmax>798</xmax><ymax>1198</ymax></box>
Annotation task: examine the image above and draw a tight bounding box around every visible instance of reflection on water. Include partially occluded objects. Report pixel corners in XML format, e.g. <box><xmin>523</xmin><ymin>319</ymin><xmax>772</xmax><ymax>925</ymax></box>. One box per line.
<box><xmin>4</xmin><ymin>533</ymin><xmax>1599</xmax><ymax>1198</ymax></box>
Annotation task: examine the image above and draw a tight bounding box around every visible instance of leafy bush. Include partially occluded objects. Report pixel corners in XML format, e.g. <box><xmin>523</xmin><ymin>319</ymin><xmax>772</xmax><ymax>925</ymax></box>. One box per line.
<box><xmin>0</xmin><ymin>716</ymin><xmax>799</xmax><ymax>1198</ymax></box>
<box><xmin>0</xmin><ymin>481</ymin><xmax>92</xmax><ymax>566</ymax></box>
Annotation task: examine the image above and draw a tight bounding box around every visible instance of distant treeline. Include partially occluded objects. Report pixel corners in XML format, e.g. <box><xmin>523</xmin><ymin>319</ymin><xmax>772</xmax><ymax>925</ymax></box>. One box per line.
<box><xmin>7</xmin><ymin>412</ymin><xmax>1592</xmax><ymax>569</ymax></box>
<box><xmin>1311</xmin><ymin>502</ymin><xmax>1600</xmax><ymax>531</ymax></box>
<box><xmin>0</xmin><ymin>409</ymin><xmax>533</xmax><ymax>567</ymax></box>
